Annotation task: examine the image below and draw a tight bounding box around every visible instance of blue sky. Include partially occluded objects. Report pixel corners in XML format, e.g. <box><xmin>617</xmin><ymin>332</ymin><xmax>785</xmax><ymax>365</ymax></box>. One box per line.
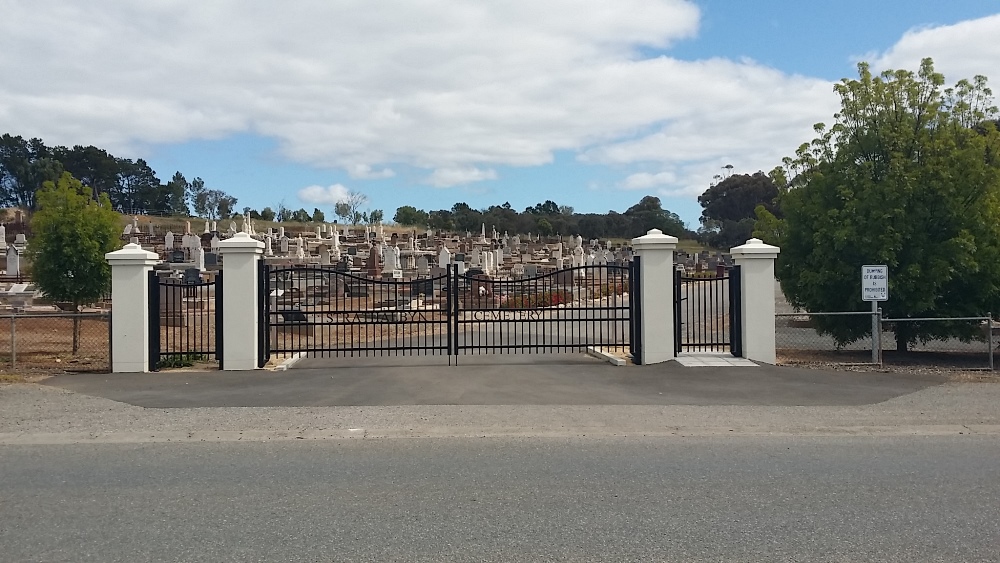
<box><xmin>3</xmin><ymin>1</ymin><xmax>999</xmax><ymax>228</ymax></box>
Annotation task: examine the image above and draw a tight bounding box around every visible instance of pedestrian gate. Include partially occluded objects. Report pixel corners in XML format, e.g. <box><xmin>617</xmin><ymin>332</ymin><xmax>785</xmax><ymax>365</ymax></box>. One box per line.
<box><xmin>673</xmin><ymin>266</ymin><xmax>742</xmax><ymax>356</ymax></box>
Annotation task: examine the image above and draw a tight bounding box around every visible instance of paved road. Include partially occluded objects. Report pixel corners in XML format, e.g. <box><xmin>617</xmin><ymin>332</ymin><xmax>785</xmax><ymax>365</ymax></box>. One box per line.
<box><xmin>2</xmin><ymin>436</ymin><xmax>998</xmax><ymax>562</ymax></box>
<box><xmin>43</xmin><ymin>361</ymin><xmax>946</xmax><ymax>408</ymax></box>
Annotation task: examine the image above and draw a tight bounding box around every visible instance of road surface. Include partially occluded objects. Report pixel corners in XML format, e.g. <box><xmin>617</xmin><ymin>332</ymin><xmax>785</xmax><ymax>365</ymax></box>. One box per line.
<box><xmin>2</xmin><ymin>436</ymin><xmax>998</xmax><ymax>562</ymax></box>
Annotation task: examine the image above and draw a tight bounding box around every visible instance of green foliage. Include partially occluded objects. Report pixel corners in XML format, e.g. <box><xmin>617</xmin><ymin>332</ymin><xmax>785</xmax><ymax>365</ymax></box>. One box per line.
<box><xmin>28</xmin><ymin>172</ymin><xmax>122</xmax><ymax>308</ymax></box>
<box><xmin>157</xmin><ymin>353</ymin><xmax>205</xmax><ymax>369</ymax></box>
<box><xmin>775</xmin><ymin>58</ymin><xmax>1000</xmax><ymax>350</ymax></box>
<box><xmin>259</xmin><ymin>206</ymin><xmax>276</xmax><ymax>221</ymax></box>
<box><xmin>393</xmin><ymin>205</ymin><xmax>429</xmax><ymax>226</ymax></box>
<box><xmin>312</xmin><ymin>208</ymin><xmax>325</xmax><ymax>222</ymax></box>
<box><xmin>699</xmin><ymin>172</ymin><xmax>779</xmax><ymax>249</ymax></box>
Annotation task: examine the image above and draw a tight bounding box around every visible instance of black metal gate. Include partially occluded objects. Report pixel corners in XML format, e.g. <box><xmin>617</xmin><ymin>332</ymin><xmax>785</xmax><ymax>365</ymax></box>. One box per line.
<box><xmin>259</xmin><ymin>263</ymin><xmax>634</xmax><ymax>362</ymax></box>
<box><xmin>673</xmin><ymin>265</ymin><xmax>741</xmax><ymax>355</ymax></box>
<box><xmin>453</xmin><ymin>264</ymin><xmax>631</xmax><ymax>355</ymax></box>
<box><xmin>263</xmin><ymin>265</ymin><xmax>451</xmax><ymax>359</ymax></box>
<box><xmin>148</xmin><ymin>270</ymin><xmax>223</xmax><ymax>370</ymax></box>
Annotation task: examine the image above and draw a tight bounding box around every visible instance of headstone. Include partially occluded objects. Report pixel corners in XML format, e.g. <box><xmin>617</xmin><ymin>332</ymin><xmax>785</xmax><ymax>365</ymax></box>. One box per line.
<box><xmin>194</xmin><ymin>246</ymin><xmax>206</xmax><ymax>272</ymax></box>
<box><xmin>347</xmin><ymin>246</ymin><xmax>357</xmax><ymax>256</ymax></box>
<box><xmin>170</xmin><ymin>250</ymin><xmax>186</xmax><ymax>263</ymax></box>
<box><xmin>320</xmin><ymin>247</ymin><xmax>331</xmax><ymax>266</ymax></box>
<box><xmin>416</xmin><ymin>255</ymin><xmax>430</xmax><ymax>275</ymax></box>
<box><xmin>0</xmin><ymin>224</ymin><xmax>6</xmax><ymax>251</ymax></box>
<box><xmin>204</xmin><ymin>252</ymin><xmax>218</xmax><ymax>267</ymax></box>
<box><xmin>183</xmin><ymin>268</ymin><xmax>201</xmax><ymax>284</ymax></box>
<box><xmin>439</xmin><ymin>247</ymin><xmax>451</xmax><ymax>267</ymax></box>
<box><xmin>123</xmin><ymin>223</ymin><xmax>133</xmax><ymax>236</ymax></box>
<box><xmin>164</xmin><ymin>231</ymin><xmax>175</xmax><ymax>250</ymax></box>
<box><xmin>279</xmin><ymin>236</ymin><xmax>289</xmax><ymax>254</ymax></box>
<box><xmin>6</xmin><ymin>246</ymin><xmax>19</xmax><ymax>276</ymax></box>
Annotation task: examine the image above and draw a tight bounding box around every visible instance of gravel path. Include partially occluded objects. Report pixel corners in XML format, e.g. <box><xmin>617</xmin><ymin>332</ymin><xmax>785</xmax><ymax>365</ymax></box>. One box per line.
<box><xmin>2</xmin><ymin>380</ymin><xmax>999</xmax><ymax>443</ymax></box>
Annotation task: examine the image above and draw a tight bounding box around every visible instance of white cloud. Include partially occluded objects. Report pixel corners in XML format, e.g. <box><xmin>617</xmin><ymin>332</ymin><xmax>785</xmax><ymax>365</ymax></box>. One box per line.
<box><xmin>1</xmin><ymin>3</ymin><xmax>998</xmax><ymax>208</ymax></box>
<box><xmin>868</xmin><ymin>14</ymin><xmax>1000</xmax><ymax>80</ymax></box>
<box><xmin>620</xmin><ymin>171</ymin><xmax>677</xmax><ymax>190</ymax></box>
<box><xmin>425</xmin><ymin>167</ymin><xmax>498</xmax><ymax>188</ymax></box>
<box><xmin>297</xmin><ymin>184</ymin><xmax>350</xmax><ymax>205</ymax></box>
<box><xmin>348</xmin><ymin>164</ymin><xmax>395</xmax><ymax>180</ymax></box>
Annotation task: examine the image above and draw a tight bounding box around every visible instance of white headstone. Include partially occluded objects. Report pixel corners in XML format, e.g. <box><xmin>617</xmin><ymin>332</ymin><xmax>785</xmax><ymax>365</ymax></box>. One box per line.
<box><xmin>0</xmin><ymin>224</ymin><xmax>6</xmax><ymax>250</ymax></box>
<box><xmin>279</xmin><ymin>236</ymin><xmax>289</xmax><ymax>254</ymax></box>
<box><xmin>204</xmin><ymin>221</ymin><xmax>210</xmax><ymax>234</ymax></box>
<box><xmin>123</xmin><ymin>223</ymin><xmax>133</xmax><ymax>235</ymax></box>
<box><xmin>164</xmin><ymin>231</ymin><xmax>175</xmax><ymax>249</ymax></box>
<box><xmin>194</xmin><ymin>246</ymin><xmax>205</xmax><ymax>272</ymax></box>
<box><xmin>265</xmin><ymin>236</ymin><xmax>274</xmax><ymax>256</ymax></box>
<box><xmin>6</xmin><ymin>246</ymin><xmax>18</xmax><ymax>276</ymax></box>
<box><xmin>439</xmin><ymin>247</ymin><xmax>451</xmax><ymax>267</ymax></box>
<box><xmin>210</xmin><ymin>235</ymin><xmax>221</xmax><ymax>252</ymax></box>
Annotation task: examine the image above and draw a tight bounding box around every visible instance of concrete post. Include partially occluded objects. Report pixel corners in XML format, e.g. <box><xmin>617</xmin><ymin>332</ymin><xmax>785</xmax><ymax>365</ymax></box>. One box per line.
<box><xmin>630</xmin><ymin>228</ymin><xmax>678</xmax><ymax>365</ymax></box>
<box><xmin>730</xmin><ymin>238</ymin><xmax>780</xmax><ymax>364</ymax></box>
<box><xmin>218</xmin><ymin>232</ymin><xmax>264</xmax><ymax>370</ymax></box>
<box><xmin>105</xmin><ymin>243</ymin><xmax>159</xmax><ymax>372</ymax></box>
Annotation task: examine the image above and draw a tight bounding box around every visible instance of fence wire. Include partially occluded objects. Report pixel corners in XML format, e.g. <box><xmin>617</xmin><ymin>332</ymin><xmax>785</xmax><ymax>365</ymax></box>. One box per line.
<box><xmin>776</xmin><ymin>312</ymin><xmax>878</xmax><ymax>366</ymax></box>
<box><xmin>777</xmin><ymin>311</ymin><xmax>996</xmax><ymax>370</ymax></box>
<box><xmin>0</xmin><ymin>313</ymin><xmax>111</xmax><ymax>372</ymax></box>
<box><xmin>881</xmin><ymin>317</ymin><xmax>994</xmax><ymax>370</ymax></box>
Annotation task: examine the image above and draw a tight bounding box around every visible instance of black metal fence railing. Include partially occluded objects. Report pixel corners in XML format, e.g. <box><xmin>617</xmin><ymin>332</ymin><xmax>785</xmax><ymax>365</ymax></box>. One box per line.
<box><xmin>267</xmin><ymin>266</ymin><xmax>451</xmax><ymax>357</ymax></box>
<box><xmin>675</xmin><ymin>271</ymin><xmax>733</xmax><ymax>354</ymax></box>
<box><xmin>0</xmin><ymin>312</ymin><xmax>111</xmax><ymax>372</ymax></box>
<box><xmin>148</xmin><ymin>272</ymin><xmax>220</xmax><ymax>369</ymax></box>
<box><xmin>261</xmin><ymin>264</ymin><xmax>633</xmax><ymax>361</ymax></box>
<box><xmin>454</xmin><ymin>264</ymin><xmax>631</xmax><ymax>356</ymax></box>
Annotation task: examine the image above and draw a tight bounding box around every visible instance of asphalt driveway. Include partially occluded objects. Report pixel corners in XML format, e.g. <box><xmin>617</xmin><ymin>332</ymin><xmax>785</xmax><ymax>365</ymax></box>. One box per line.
<box><xmin>42</xmin><ymin>354</ymin><xmax>946</xmax><ymax>408</ymax></box>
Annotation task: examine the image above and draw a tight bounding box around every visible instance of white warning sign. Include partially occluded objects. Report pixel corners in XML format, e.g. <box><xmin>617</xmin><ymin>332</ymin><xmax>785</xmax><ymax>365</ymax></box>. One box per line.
<box><xmin>861</xmin><ymin>265</ymin><xmax>888</xmax><ymax>302</ymax></box>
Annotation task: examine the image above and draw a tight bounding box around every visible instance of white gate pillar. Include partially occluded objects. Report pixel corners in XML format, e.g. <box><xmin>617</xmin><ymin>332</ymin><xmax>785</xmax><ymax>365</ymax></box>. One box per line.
<box><xmin>631</xmin><ymin>228</ymin><xmax>678</xmax><ymax>364</ymax></box>
<box><xmin>106</xmin><ymin>243</ymin><xmax>159</xmax><ymax>372</ymax></box>
<box><xmin>730</xmin><ymin>238</ymin><xmax>780</xmax><ymax>364</ymax></box>
<box><xmin>218</xmin><ymin>232</ymin><xmax>264</xmax><ymax>370</ymax></box>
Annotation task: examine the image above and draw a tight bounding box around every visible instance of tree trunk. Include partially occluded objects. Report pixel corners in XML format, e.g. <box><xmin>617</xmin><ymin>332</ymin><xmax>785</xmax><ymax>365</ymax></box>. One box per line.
<box><xmin>72</xmin><ymin>304</ymin><xmax>81</xmax><ymax>355</ymax></box>
<box><xmin>895</xmin><ymin>322</ymin><xmax>910</xmax><ymax>353</ymax></box>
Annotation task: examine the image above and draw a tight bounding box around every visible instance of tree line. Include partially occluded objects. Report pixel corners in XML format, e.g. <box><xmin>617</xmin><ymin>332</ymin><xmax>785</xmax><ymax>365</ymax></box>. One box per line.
<box><xmin>392</xmin><ymin>196</ymin><xmax>691</xmax><ymax>241</ymax></box>
<box><xmin>0</xmin><ymin>134</ymin><xmax>238</xmax><ymax>218</ymax></box>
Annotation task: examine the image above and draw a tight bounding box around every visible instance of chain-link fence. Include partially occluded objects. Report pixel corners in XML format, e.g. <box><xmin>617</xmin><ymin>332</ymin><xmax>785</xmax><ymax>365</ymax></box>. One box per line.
<box><xmin>776</xmin><ymin>311</ymin><xmax>879</xmax><ymax>366</ymax></box>
<box><xmin>777</xmin><ymin>311</ymin><xmax>996</xmax><ymax>370</ymax></box>
<box><xmin>881</xmin><ymin>316</ymin><xmax>994</xmax><ymax>370</ymax></box>
<box><xmin>0</xmin><ymin>312</ymin><xmax>111</xmax><ymax>372</ymax></box>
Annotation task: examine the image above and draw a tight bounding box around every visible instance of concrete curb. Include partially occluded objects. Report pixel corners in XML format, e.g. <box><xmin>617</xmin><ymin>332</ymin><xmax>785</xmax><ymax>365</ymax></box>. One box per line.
<box><xmin>275</xmin><ymin>352</ymin><xmax>307</xmax><ymax>371</ymax></box>
<box><xmin>2</xmin><ymin>424</ymin><xmax>998</xmax><ymax>444</ymax></box>
<box><xmin>586</xmin><ymin>346</ymin><xmax>627</xmax><ymax>366</ymax></box>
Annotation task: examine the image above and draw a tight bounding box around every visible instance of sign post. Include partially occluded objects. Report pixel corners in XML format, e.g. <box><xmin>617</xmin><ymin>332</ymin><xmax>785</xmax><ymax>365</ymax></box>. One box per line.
<box><xmin>862</xmin><ymin>265</ymin><xmax>888</xmax><ymax>364</ymax></box>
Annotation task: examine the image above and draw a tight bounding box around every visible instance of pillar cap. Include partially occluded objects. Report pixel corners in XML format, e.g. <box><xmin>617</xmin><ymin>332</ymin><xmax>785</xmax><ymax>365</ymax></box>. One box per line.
<box><xmin>631</xmin><ymin>228</ymin><xmax>678</xmax><ymax>250</ymax></box>
<box><xmin>106</xmin><ymin>243</ymin><xmax>159</xmax><ymax>265</ymax></box>
<box><xmin>218</xmin><ymin>232</ymin><xmax>264</xmax><ymax>253</ymax></box>
<box><xmin>730</xmin><ymin>238</ymin><xmax>780</xmax><ymax>259</ymax></box>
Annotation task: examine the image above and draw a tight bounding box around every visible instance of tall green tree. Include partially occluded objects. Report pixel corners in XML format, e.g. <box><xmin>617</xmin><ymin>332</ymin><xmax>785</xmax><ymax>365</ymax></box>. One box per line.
<box><xmin>28</xmin><ymin>172</ymin><xmax>121</xmax><ymax>352</ymax></box>
<box><xmin>393</xmin><ymin>205</ymin><xmax>428</xmax><ymax>226</ymax></box>
<box><xmin>770</xmin><ymin>59</ymin><xmax>1000</xmax><ymax>350</ymax></box>
<box><xmin>698</xmin><ymin>171</ymin><xmax>779</xmax><ymax>249</ymax></box>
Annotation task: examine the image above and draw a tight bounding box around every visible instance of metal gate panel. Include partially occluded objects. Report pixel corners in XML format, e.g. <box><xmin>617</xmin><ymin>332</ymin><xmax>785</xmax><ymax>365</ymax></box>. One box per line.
<box><xmin>674</xmin><ymin>271</ymin><xmax>734</xmax><ymax>354</ymax></box>
<box><xmin>453</xmin><ymin>264</ymin><xmax>631</xmax><ymax>355</ymax></box>
<box><xmin>266</xmin><ymin>265</ymin><xmax>450</xmax><ymax>357</ymax></box>
<box><xmin>147</xmin><ymin>270</ymin><xmax>221</xmax><ymax>370</ymax></box>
